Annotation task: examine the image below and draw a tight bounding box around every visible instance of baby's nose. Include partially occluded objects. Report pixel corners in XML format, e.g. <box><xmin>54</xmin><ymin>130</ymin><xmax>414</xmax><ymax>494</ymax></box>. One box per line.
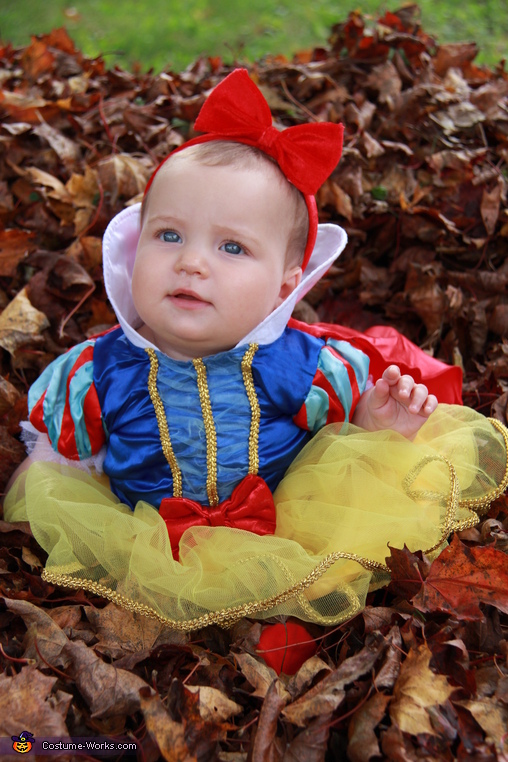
<box><xmin>175</xmin><ymin>245</ymin><xmax>209</xmax><ymax>275</ymax></box>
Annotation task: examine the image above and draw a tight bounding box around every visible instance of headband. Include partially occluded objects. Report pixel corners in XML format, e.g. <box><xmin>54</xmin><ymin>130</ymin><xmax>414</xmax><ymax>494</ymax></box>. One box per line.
<box><xmin>143</xmin><ymin>69</ymin><xmax>344</xmax><ymax>270</ymax></box>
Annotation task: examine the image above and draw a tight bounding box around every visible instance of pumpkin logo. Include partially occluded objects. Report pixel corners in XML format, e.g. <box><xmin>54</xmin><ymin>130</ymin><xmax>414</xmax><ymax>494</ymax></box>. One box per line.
<box><xmin>11</xmin><ymin>731</ymin><xmax>34</xmax><ymax>754</ymax></box>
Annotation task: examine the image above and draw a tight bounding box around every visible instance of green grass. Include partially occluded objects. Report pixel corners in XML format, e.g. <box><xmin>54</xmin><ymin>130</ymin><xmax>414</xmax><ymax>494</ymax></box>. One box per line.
<box><xmin>1</xmin><ymin>0</ymin><xmax>507</xmax><ymax>72</ymax></box>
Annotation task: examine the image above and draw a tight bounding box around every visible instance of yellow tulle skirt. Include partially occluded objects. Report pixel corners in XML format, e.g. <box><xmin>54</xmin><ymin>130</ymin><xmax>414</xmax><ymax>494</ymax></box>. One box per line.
<box><xmin>4</xmin><ymin>405</ymin><xmax>508</xmax><ymax>630</ymax></box>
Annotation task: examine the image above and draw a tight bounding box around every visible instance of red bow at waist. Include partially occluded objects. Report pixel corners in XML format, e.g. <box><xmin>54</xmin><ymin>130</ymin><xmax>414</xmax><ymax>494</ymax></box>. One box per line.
<box><xmin>159</xmin><ymin>474</ymin><xmax>277</xmax><ymax>561</ymax></box>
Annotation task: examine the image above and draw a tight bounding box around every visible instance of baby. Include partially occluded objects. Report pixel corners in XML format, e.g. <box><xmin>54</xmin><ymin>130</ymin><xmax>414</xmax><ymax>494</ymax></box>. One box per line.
<box><xmin>135</xmin><ymin>140</ymin><xmax>436</xmax><ymax>430</ymax></box>
<box><xmin>5</xmin><ymin>70</ymin><xmax>506</xmax><ymax>660</ymax></box>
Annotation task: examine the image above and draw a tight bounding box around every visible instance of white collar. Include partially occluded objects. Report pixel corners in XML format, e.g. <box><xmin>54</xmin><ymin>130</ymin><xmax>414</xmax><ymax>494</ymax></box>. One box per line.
<box><xmin>102</xmin><ymin>203</ymin><xmax>348</xmax><ymax>352</ymax></box>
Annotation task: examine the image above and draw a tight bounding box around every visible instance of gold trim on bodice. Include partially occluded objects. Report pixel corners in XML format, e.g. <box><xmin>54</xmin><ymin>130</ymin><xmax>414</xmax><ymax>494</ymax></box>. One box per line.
<box><xmin>146</xmin><ymin>348</ymin><xmax>183</xmax><ymax>497</ymax></box>
<box><xmin>145</xmin><ymin>344</ymin><xmax>260</xmax><ymax>505</ymax></box>
<box><xmin>242</xmin><ymin>344</ymin><xmax>260</xmax><ymax>474</ymax></box>
<box><xmin>192</xmin><ymin>357</ymin><xmax>220</xmax><ymax>507</ymax></box>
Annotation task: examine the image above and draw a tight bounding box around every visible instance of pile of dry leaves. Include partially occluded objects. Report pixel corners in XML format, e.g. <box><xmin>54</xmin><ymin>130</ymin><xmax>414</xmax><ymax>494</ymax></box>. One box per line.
<box><xmin>1</xmin><ymin>6</ymin><xmax>508</xmax><ymax>760</ymax></box>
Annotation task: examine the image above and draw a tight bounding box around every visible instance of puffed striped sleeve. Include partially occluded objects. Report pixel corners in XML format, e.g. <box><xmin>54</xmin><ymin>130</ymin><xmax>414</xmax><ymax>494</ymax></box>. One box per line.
<box><xmin>28</xmin><ymin>340</ymin><xmax>105</xmax><ymax>460</ymax></box>
<box><xmin>293</xmin><ymin>338</ymin><xmax>370</xmax><ymax>433</ymax></box>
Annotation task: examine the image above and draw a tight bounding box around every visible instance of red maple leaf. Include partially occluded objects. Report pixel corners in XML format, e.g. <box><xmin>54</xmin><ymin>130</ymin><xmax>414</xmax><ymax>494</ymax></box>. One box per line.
<box><xmin>412</xmin><ymin>534</ymin><xmax>508</xmax><ymax>620</ymax></box>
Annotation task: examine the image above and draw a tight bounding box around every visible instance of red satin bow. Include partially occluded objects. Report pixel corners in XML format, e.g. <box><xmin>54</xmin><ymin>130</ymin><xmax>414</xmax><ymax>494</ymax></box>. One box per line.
<box><xmin>159</xmin><ymin>473</ymin><xmax>277</xmax><ymax>561</ymax></box>
<box><xmin>191</xmin><ymin>68</ymin><xmax>344</xmax><ymax>196</ymax></box>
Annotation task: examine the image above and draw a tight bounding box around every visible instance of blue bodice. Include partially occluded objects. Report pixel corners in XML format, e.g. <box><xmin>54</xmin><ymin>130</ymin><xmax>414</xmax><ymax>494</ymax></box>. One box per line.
<box><xmin>93</xmin><ymin>327</ymin><xmax>323</xmax><ymax>508</ymax></box>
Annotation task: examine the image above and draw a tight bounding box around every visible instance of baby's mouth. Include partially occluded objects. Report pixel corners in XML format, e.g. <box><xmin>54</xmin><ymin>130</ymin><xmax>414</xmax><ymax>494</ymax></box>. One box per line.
<box><xmin>173</xmin><ymin>290</ymin><xmax>204</xmax><ymax>300</ymax></box>
<box><xmin>169</xmin><ymin>289</ymin><xmax>210</xmax><ymax>307</ymax></box>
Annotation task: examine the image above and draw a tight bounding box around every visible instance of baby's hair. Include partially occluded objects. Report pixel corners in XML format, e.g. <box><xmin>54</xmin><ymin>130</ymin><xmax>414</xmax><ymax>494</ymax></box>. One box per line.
<box><xmin>141</xmin><ymin>141</ymin><xmax>309</xmax><ymax>266</ymax></box>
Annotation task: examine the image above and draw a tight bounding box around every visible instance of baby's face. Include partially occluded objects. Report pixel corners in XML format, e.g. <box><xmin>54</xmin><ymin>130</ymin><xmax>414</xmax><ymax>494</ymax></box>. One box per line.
<box><xmin>132</xmin><ymin>155</ymin><xmax>302</xmax><ymax>360</ymax></box>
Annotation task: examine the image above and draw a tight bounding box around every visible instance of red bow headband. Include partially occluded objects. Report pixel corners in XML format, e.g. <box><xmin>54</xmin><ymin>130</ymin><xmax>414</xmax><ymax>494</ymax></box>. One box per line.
<box><xmin>143</xmin><ymin>69</ymin><xmax>344</xmax><ymax>270</ymax></box>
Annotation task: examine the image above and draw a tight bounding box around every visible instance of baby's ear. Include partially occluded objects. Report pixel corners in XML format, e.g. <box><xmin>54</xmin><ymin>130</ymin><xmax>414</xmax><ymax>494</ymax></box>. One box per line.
<box><xmin>276</xmin><ymin>265</ymin><xmax>302</xmax><ymax>305</ymax></box>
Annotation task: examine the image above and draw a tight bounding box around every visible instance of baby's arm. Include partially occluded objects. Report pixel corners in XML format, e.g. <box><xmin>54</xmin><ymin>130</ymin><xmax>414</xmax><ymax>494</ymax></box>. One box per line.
<box><xmin>352</xmin><ymin>365</ymin><xmax>438</xmax><ymax>438</ymax></box>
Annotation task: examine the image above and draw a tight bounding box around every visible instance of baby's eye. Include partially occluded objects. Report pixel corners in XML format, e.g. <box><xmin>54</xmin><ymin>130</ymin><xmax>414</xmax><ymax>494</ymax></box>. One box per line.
<box><xmin>221</xmin><ymin>241</ymin><xmax>244</xmax><ymax>255</ymax></box>
<box><xmin>160</xmin><ymin>231</ymin><xmax>182</xmax><ymax>243</ymax></box>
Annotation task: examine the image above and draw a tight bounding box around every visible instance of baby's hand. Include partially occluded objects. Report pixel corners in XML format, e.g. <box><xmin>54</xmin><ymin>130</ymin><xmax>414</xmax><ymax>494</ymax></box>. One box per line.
<box><xmin>352</xmin><ymin>365</ymin><xmax>438</xmax><ymax>438</ymax></box>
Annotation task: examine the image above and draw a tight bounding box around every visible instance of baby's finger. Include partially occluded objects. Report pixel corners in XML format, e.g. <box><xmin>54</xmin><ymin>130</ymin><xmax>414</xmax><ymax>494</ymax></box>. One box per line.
<box><xmin>382</xmin><ymin>365</ymin><xmax>402</xmax><ymax>385</ymax></box>
<box><xmin>423</xmin><ymin>394</ymin><xmax>438</xmax><ymax>416</ymax></box>
<box><xmin>408</xmin><ymin>384</ymin><xmax>431</xmax><ymax>413</ymax></box>
<box><xmin>396</xmin><ymin>374</ymin><xmax>416</xmax><ymax>400</ymax></box>
<box><xmin>371</xmin><ymin>376</ymin><xmax>391</xmax><ymax>407</ymax></box>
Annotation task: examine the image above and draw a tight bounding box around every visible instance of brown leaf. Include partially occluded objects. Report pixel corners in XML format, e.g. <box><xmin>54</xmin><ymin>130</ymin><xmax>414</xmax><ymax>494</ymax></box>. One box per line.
<box><xmin>412</xmin><ymin>534</ymin><xmax>508</xmax><ymax>619</ymax></box>
<box><xmin>374</xmin><ymin>626</ymin><xmax>403</xmax><ymax>690</ymax></box>
<box><xmin>0</xmin><ymin>287</ymin><xmax>49</xmax><ymax>354</ymax></box>
<box><xmin>386</xmin><ymin>545</ymin><xmax>429</xmax><ymax>599</ymax></box>
<box><xmin>21</xmin><ymin>37</ymin><xmax>55</xmax><ymax>79</ymax></box>
<box><xmin>33</xmin><ymin>117</ymin><xmax>81</xmax><ymax>166</ymax></box>
<box><xmin>185</xmin><ymin>685</ymin><xmax>242</xmax><ymax>723</ymax></box>
<box><xmin>140</xmin><ymin>689</ymin><xmax>193</xmax><ymax>762</ymax></box>
<box><xmin>489</xmin><ymin>304</ymin><xmax>508</xmax><ymax>338</ymax></box>
<box><xmin>235</xmin><ymin>652</ymin><xmax>288</xmax><ymax>700</ymax></box>
<box><xmin>318</xmin><ymin>180</ymin><xmax>354</xmax><ymax>223</ymax></box>
<box><xmin>0</xmin><ymin>666</ymin><xmax>71</xmax><ymax>738</ymax></box>
<box><xmin>24</xmin><ymin>166</ymin><xmax>73</xmax><ymax>203</ymax></box>
<box><xmin>286</xmin><ymin>656</ymin><xmax>332</xmax><ymax>700</ymax></box>
<box><xmin>0</xmin><ymin>229</ymin><xmax>37</xmax><ymax>276</ymax></box>
<box><xmin>458</xmin><ymin>698</ymin><xmax>508</xmax><ymax>754</ymax></box>
<box><xmin>0</xmin><ymin>426</ymin><xmax>26</xmax><ymax>490</ymax></box>
<box><xmin>283</xmin><ymin>636</ymin><xmax>386</xmax><ymax>727</ymax></box>
<box><xmin>47</xmin><ymin>604</ymin><xmax>84</xmax><ymax>635</ymax></box>
<box><xmin>347</xmin><ymin>692</ymin><xmax>391</xmax><ymax>762</ymax></box>
<box><xmin>405</xmin><ymin>265</ymin><xmax>446</xmax><ymax>335</ymax></box>
<box><xmin>433</xmin><ymin>42</ymin><xmax>479</xmax><ymax>77</ymax></box>
<box><xmin>365</xmin><ymin>61</ymin><xmax>402</xmax><ymax>110</ymax></box>
<box><xmin>63</xmin><ymin>638</ymin><xmax>153</xmax><ymax>718</ymax></box>
<box><xmin>4</xmin><ymin>597</ymin><xmax>71</xmax><ymax>667</ymax></box>
<box><xmin>389</xmin><ymin>644</ymin><xmax>454</xmax><ymax>735</ymax></box>
<box><xmin>20</xmin><ymin>546</ymin><xmax>43</xmax><ymax>570</ymax></box>
<box><xmin>251</xmin><ymin>680</ymin><xmax>286</xmax><ymax>762</ymax></box>
<box><xmin>380</xmin><ymin>724</ymin><xmax>418</xmax><ymax>761</ymax></box>
<box><xmin>362</xmin><ymin>606</ymin><xmax>398</xmax><ymax>634</ymax></box>
<box><xmin>481</xmin><ymin>180</ymin><xmax>502</xmax><ymax>236</ymax></box>
<box><xmin>97</xmin><ymin>154</ymin><xmax>152</xmax><ymax>205</ymax></box>
<box><xmin>0</xmin><ymin>375</ymin><xmax>20</xmax><ymax>417</ymax></box>
<box><xmin>86</xmin><ymin>601</ymin><xmax>186</xmax><ymax>659</ymax></box>
<box><xmin>430</xmin><ymin>102</ymin><xmax>485</xmax><ymax>135</ymax></box>
<box><xmin>283</xmin><ymin>712</ymin><xmax>332</xmax><ymax>762</ymax></box>
<box><xmin>66</xmin><ymin>166</ymin><xmax>99</xmax><ymax>208</ymax></box>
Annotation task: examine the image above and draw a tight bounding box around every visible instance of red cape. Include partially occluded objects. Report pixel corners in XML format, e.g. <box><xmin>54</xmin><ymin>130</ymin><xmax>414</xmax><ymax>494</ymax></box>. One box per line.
<box><xmin>288</xmin><ymin>319</ymin><xmax>463</xmax><ymax>405</ymax></box>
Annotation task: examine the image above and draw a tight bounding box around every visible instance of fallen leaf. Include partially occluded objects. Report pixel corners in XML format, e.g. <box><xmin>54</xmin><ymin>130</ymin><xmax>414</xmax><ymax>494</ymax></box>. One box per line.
<box><xmin>283</xmin><ymin>636</ymin><xmax>387</xmax><ymax>727</ymax></box>
<box><xmin>283</xmin><ymin>711</ymin><xmax>332</xmax><ymax>762</ymax></box>
<box><xmin>0</xmin><ymin>229</ymin><xmax>37</xmax><ymax>276</ymax></box>
<box><xmin>4</xmin><ymin>597</ymin><xmax>71</xmax><ymax>668</ymax></box>
<box><xmin>63</xmin><ymin>638</ymin><xmax>153</xmax><ymax>718</ymax></box>
<box><xmin>348</xmin><ymin>692</ymin><xmax>391</xmax><ymax>762</ymax></box>
<box><xmin>374</xmin><ymin>627</ymin><xmax>403</xmax><ymax>690</ymax></box>
<box><xmin>0</xmin><ymin>667</ymin><xmax>71</xmax><ymax>738</ymax></box>
<box><xmin>0</xmin><ymin>287</ymin><xmax>49</xmax><ymax>354</ymax></box>
<box><xmin>386</xmin><ymin>545</ymin><xmax>429</xmax><ymax>599</ymax></box>
<box><xmin>20</xmin><ymin>546</ymin><xmax>43</xmax><ymax>570</ymax></box>
<box><xmin>251</xmin><ymin>680</ymin><xmax>286</xmax><ymax>762</ymax></box>
<box><xmin>139</xmin><ymin>689</ymin><xmax>192</xmax><ymax>762</ymax></box>
<box><xmin>389</xmin><ymin>644</ymin><xmax>454</xmax><ymax>735</ymax></box>
<box><xmin>86</xmin><ymin>601</ymin><xmax>186</xmax><ymax>659</ymax></box>
<box><xmin>97</xmin><ymin>153</ymin><xmax>152</xmax><ymax>205</ymax></box>
<box><xmin>481</xmin><ymin>180</ymin><xmax>502</xmax><ymax>236</ymax></box>
<box><xmin>0</xmin><ymin>375</ymin><xmax>20</xmax><ymax>416</ymax></box>
<box><xmin>235</xmin><ymin>652</ymin><xmax>287</xmax><ymax>700</ymax></box>
<box><xmin>459</xmin><ymin>698</ymin><xmax>508</xmax><ymax>754</ymax></box>
<box><xmin>33</xmin><ymin>117</ymin><xmax>81</xmax><ymax>166</ymax></box>
<box><xmin>413</xmin><ymin>534</ymin><xmax>508</xmax><ymax>619</ymax></box>
<box><xmin>24</xmin><ymin>166</ymin><xmax>73</xmax><ymax>203</ymax></box>
<box><xmin>185</xmin><ymin>685</ymin><xmax>242</xmax><ymax>723</ymax></box>
<box><xmin>286</xmin><ymin>655</ymin><xmax>332</xmax><ymax>700</ymax></box>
